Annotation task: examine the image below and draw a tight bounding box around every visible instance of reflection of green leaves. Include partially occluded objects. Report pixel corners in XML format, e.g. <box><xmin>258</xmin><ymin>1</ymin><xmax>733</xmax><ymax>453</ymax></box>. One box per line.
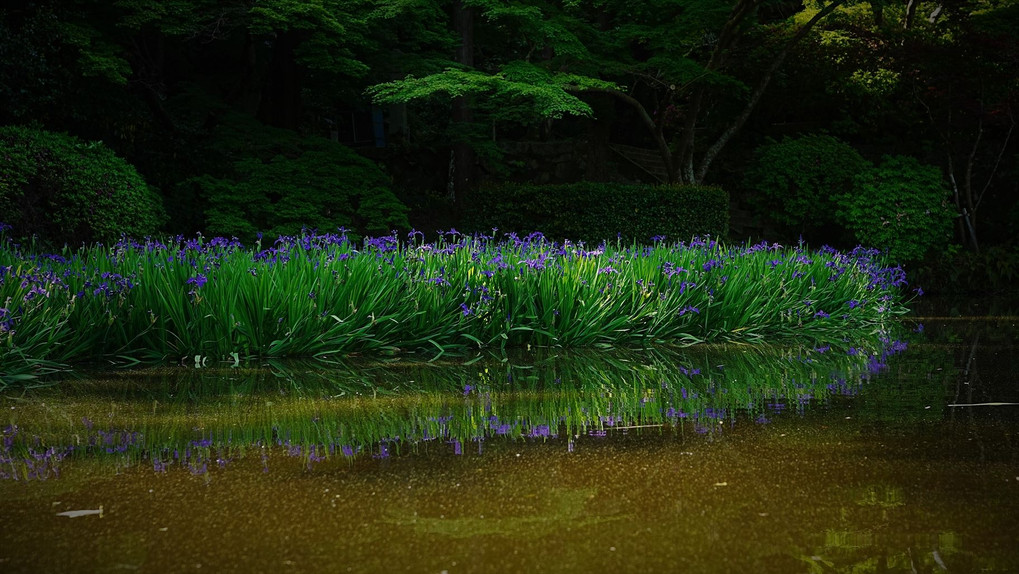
<box><xmin>798</xmin><ymin>554</ymin><xmax>835</xmax><ymax>574</ymax></box>
<box><xmin>809</xmin><ymin>529</ymin><xmax>968</xmax><ymax>573</ymax></box>
<box><xmin>4</xmin><ymin>338</ymin><xmax>910</xmax><ymax>474</ymax></box>
<box><xmin>823</xmin><ymin>529</ymin><xmax>872</xmax><ymax>549</ymax></box>
<box><xmin>855</xmin><ymin>484</ymin><xmax>905</xmax><ymax>508</ymax></box>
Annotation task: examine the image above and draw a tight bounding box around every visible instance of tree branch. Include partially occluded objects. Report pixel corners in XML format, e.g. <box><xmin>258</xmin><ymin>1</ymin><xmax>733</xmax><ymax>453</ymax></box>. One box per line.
<box><xmin>677</xmin><ymin>0</ymin><xmax>763</xmax><ymax>183</ymax></box>
<box><xmin>583</xmin><ymin>87</ymin><xmax>676</xmax><ymax>181</ymax></box>
<box><xmin>696</xmin><ymin>0</ymin><xmax>849</xmax><ymax>183</ymax></box>
<box><xmin>964</xmin><ymin>115</ymin><xmax>983</xmax><ymax>212</ymax></box>
<box><xmin>975</xmin><ymin>106</ymin><xmax>1014</xmax><ymax>212</ymax></box>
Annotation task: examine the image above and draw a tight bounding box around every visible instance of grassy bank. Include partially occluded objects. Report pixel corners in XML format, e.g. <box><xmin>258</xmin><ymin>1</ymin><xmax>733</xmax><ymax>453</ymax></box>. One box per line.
<box><xmin>1</xmin><ymin>227</ymin><xmax>912</xmax><ymax>384</ymax></box>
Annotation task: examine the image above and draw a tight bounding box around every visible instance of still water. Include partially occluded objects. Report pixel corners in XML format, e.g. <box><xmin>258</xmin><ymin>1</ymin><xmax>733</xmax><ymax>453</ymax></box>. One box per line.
<box><xmin>1</xmin><ymin>313</ymin><xmax>1017</xmax><ymax>573</ymax></box>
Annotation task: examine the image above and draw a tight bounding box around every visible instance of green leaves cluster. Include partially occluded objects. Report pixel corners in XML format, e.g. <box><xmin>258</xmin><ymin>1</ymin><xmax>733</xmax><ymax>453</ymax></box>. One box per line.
<box><xmin>0</xmin><ymin>125</ymin><xmax>166</xmax><ymax>247</ymax></box>
<box><xmin>366</xmin><ymin>0</ymin><xmax>742</xmax><ymax>122</ymax></box>
<box><xmin>369</xmin><ymin>62</ymin><xmax>616</xmax><ymax>120</ymax></box>
<box><xmin>838</xmin><ymin>155</ymin><xmax>955</xmax><ymax>263</ymax></box>
<box><xmin>745</xmin><ymin>134</ymin><xmax>870</xmax><ymax>231</ymax></box>
<box><xmin>745</xmin><ymin>134</ymin><xmax>954</xmax><ymax>261</ymax></box>
<box><xmin>181</xmin><ymin>113</ymin><xmax>408</xmax><ymax>242</ymax></box>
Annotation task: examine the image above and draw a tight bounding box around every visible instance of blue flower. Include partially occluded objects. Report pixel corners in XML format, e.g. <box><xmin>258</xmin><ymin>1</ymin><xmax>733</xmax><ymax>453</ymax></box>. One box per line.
<box><xmin>186</xmin><ymin>274</ymin><xmax>208</xmax><ymax>289</ymax></box>
<box><xmin>702</xmin><ymin>259</ymin><xmax>722</xmax><ymax>271</ymax></box>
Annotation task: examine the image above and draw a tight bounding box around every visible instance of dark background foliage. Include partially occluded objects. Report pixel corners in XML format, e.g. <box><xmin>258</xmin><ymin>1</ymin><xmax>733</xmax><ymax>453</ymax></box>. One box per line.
<box><xmin>465</xmin><ymin>183</ymin><xmax>729</xmax><ymax>245</ymax></box>
<box><xmin>0</xmin><ymin>0</ymin><xmax>1016</xmax><ymax>293</ymax></box>
<box><xmin>0</xmin><ymin>125</ymin><xmax>165</xmax><ymax>247</ymax></box>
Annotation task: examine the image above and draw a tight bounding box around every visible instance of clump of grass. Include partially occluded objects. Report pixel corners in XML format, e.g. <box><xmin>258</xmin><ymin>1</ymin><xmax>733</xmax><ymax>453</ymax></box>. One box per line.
<box><xmin>1</xmin><ymin>226</ymin><xmax>912</xmax><ymax>384</ymax></box>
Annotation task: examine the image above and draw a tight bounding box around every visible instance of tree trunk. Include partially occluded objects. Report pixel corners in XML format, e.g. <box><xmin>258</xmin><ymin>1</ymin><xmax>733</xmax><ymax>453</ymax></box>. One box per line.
<box><xmin>872</xmin><ymin>0</ymin><xmax>885</xmax><ymax>27</ymax></box>
<box><xmin>580</xmin><ymin>0</ymin><xmax>844</xmax><ymax>186</ymax></box>
<box><xmin>450</xmin><ymin>0</ymin><xmax>475</xmax><ymax>207</ymax></box>
<box><xmin>677</xmin><ymin>0</ymin><xmax>762</xmax><ymax>185</ymax></box>
<box><xmin>580</xmin><ymin>87</ymin><xmax>678</xmax><ymax>183</ymax></box>
<box><xmin>903</xmin><ymin>0</ymin><xmax>919</xmax><ymax>29</ymax></box>
<box><xmin>227</xmin><ymin>32</ymin><xmax>258</xmax><ymax>109</ymax></box>
<box><xmin>946</xmin><ymin>159</ymin><xmax>980</xmax><ymax>252</ymax></box>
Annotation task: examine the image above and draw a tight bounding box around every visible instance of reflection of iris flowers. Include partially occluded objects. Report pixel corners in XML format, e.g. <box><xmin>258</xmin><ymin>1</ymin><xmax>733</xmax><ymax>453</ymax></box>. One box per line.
<box><xmin>1</xmin><ymin>330</ymin><xmax>911</xmax><ymax>478</ymax></box>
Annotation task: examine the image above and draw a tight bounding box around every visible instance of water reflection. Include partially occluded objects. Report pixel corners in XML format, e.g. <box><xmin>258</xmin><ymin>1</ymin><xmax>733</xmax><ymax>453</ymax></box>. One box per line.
<box><xmin>2</xmin><ymin>335</ymin><xmax>914</xmax><ymax>481</ymax></box>
<box><xmin>2</xmin><ymin>321</ymin><xmax>1018</xmax><ymax>573</ymax></box>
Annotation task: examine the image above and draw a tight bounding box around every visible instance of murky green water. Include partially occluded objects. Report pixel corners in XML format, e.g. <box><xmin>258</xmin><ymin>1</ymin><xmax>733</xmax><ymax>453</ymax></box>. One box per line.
<box><xmin>2</xmin><ymin>314</ymin><xmax>1017</xmax><ymax>573</ymax></box>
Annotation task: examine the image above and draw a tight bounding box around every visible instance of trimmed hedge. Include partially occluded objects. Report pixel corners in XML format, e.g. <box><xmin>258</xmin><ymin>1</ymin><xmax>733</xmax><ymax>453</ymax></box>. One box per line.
<box><xmin>0</xmin><ymin>124</ymin><xmax>165</xmax><ymax>246</ymax></box>
<box><xmin>464</xmin><ymin>182</ymin><xmax>729</xmax><ymax>244</ymax></box>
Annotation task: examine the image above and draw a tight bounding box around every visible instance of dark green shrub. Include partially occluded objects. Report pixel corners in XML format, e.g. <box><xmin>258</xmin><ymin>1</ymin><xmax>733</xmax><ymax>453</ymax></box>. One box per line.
<box><xmin>744</xmin><ymin>134</ymin><xmax>870</xmax><ymax>233</ymax></box>
<box><xmin>837</xmin><ymin>155</ymin><xmax>954</xmax><ymax>262</ymax></box>
<box><xmin>916</xmin><ymin>244</ymin><xmax>1019</xmax><ymax>296</ymax></box>
<box><xmin>465</xmin><ymin>182</ymin><xmax>728</xmax><ymax>243</ymax></box>
<box><xmin>744</xmin><ymin>135</ymin><xmax>954</xmax><ymax>262</ymax></box>
<box><xmin>0</xmin><ymin>124</ymin><xmax>165</xmax><ymax>246</ymax></box>
<box><xmin>180</xmin><ymin>113</ymin><xmax>409</xmax><ymax>241</ymax></box>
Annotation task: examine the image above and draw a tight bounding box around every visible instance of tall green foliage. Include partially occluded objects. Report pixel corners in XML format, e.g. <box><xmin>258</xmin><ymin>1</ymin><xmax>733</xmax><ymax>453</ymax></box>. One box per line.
<box><xmin>180</xmin><ymin>114</ymin><xmax>409</xmax><ymax>241</ymax></box>
<box><xmin>368</xmin><ymin>0</ymin><xmax>851</xmax><ymax>184</ymax></box>
<box><xmin>0</xmin><ymin>125</ymin><xmax>165</xmax><ymax>246</ymax></box>
<box><xmin>1</xmin><ymin>229</ymin><xmax>908</xmax><ymax>382</ymax></box>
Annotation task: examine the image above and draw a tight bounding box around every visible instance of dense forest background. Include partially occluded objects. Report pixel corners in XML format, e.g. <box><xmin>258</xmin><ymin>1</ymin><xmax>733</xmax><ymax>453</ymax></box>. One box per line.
<box><xmin>1</xmin><ymin>0</ymin><xmax>1016</xmax><ymax>293</ymax></box>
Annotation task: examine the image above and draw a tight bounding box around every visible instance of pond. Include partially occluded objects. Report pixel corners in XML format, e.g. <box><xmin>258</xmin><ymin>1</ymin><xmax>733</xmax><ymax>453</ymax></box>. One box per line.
<box><xmin>1</xmin><ymin>309</ymin><xmax>1017</xmax><ymax>573</ymax></box>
